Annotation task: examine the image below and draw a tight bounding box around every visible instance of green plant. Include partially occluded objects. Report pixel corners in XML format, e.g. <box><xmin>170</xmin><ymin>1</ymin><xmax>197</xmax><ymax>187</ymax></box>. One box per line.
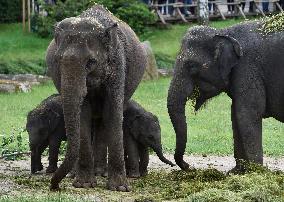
<box><xmin>32</xmin><ymin>0</ymin><xmax>156</xmax><ymax>38</ymax></box>
<box><xmin>261</xmin><ymin>12</ymin><xmax>284</xmax><ymax>34</ymax></box>
<box><xmin>0</xmin><ymin>127</ymin><xmax>28</xmax><ymax>160</ymax></box>
<box><xmin>0</xmin><ymin>0</ymin><xmax>21</xmax><ymax>23</ymax></box>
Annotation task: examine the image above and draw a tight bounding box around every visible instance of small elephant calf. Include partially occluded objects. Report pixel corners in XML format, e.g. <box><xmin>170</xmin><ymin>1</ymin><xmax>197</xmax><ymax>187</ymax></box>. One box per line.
<box><xmin>123</xmin><ymin>100</ymin><xmax>175</xmax><ymax>178</ymax></box>
<box><xmin>26</xmin><ymin>94</ymin><xmax>66</xmax><ymax>174</ymax></box>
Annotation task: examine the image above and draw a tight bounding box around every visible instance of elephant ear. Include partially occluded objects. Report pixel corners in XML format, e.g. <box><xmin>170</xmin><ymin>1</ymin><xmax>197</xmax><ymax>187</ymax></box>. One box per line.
<box><xmin>213</xmin><ymin>35</ymin><xmax>243</xmax><ymax>85</ymax></box>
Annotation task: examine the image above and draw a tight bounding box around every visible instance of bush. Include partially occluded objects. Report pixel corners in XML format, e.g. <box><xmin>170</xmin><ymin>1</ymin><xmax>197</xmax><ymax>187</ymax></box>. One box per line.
<box><xmin>32</xmin><ymin>0</ymin><xmax>156</xmax><ymax>38</ymax></box>
<box><xmin>0</xmin><ymin>0</ymin><xmax>22</xmax><ymax>23</ymax></box>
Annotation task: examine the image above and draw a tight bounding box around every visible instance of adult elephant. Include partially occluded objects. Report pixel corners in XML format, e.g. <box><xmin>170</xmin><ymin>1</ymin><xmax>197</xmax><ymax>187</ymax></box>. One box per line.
<box><xmin>167</xmin><ymin>21</ymin><xmax>284</xmax><ymax>171</ymax></box>
<box><xmin>46</xmin><ymin>5</ymin><xmax>146</xmax><ymax>191</ymax></box>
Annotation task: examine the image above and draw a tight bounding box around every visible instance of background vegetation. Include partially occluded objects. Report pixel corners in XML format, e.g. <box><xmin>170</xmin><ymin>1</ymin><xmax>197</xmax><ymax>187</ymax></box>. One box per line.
<box><xmin>32</xmin><ymin>0</ymin><xmax>156</xmax><ymax>37</ymax></box>
<box><xmin>0</xmin><ymin>0</ymin><xmax>21</xmax><ymax>23</ymax></box>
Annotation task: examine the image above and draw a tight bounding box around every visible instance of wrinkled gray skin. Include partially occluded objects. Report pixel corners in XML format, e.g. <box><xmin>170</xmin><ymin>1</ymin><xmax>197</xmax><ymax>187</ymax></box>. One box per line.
<box><xmin>167</xmin><ymin>21</ymin><xmax>284</xmax><ymax>172</ymax></box>
<box><xmin>46</xmin><ymin>5</ymin><xmax>146</xmax><ymax>191</ymax></box>
<box><xmin>26</xmin><ymin>94</ymin><xmax>66</xmax><ymax>174</ymax></box>
<box><xmin>123</xmin><ymin>100</ymin><xmax>175</xmax><ymax>178</ymax></box>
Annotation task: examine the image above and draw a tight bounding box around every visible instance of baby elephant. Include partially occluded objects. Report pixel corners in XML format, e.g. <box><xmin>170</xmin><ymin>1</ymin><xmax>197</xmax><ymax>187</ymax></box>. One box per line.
<box><xmin>26</xmin><ymin>94</ymin><xmax>66</xmax><ymax>174</ymax></box>
<box><xmin>123</xmin><ymin>100</ymin><xmax>175</xmax><ymax>178</ymax></box>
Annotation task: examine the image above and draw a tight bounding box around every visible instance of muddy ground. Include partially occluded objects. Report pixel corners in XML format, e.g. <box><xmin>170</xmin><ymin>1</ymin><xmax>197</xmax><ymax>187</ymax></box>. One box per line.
<box><xmin>0</xmin><ymin>154</ymin><xmax>283</xmax><ymax>201</ymax></box>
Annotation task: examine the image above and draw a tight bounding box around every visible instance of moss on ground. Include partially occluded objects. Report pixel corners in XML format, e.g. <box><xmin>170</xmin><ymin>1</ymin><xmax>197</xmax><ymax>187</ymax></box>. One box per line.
<box><xmin>1</xmin><ymin>166</ymin><xmax>284</xmax><ymax>201</ymax></box>
<box><xmin>261</xmin><ymin>12</ymin><xmax>284</xmax><ymax>34</ymax></box>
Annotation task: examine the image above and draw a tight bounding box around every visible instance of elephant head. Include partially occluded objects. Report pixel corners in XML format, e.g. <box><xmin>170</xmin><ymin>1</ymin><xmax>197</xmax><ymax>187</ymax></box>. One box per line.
<box><xmin>167</xmin><ymin>26</ymin><xmax>243</xmax><ymax>170</ymax></box>
<box><xmin>50</xmin><ymin>17</ymin><xmax>119</xmax><ymax>188</ymax></box>
<box><xmin>130</xmin><ymin>113</ymin><xmax>175</xmax><ymax>167</ymax></box>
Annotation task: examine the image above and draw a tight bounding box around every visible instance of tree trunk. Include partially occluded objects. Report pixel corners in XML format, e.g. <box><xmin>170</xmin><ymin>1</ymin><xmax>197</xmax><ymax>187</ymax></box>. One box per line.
<box><xmin>197</xmin><ymin>0</ymin><xmax>209</xmax><ymax>25</ymax></box>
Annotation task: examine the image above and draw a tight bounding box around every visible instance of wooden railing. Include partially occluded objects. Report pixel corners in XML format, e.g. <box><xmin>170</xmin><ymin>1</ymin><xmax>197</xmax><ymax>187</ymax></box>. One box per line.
<box><xmin>147</xmin><ymin>0</ymin><xmax>283</xmax><ymax>24</ymax></box>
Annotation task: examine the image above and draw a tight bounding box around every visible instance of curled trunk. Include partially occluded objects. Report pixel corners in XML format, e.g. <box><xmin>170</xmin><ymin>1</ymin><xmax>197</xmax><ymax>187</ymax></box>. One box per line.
<box><xmin>153</xmin><ymin>146</ymin><xmax>175</xmax><ymax>167</ymax></box>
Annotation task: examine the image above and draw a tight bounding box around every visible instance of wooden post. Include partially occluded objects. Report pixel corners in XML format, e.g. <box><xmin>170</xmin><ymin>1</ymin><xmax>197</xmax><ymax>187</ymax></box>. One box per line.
<box><xmin>22</xmin><ymin>0</ymin><xmax>26</xmax><ymax>32</ymax></box>
<box><xmin>32</xmin><ymin>0</ymin><xmax>35</xmax><ymax>14</ymax></box>
<box><xmin>28</xmin><ymin>0</ymin><xmax>31</xmax><ymax>32</ymax></box>
<box><xmin>197</xmin><ymin>0</ymin><xmax>209</xmax><ymax>25</ymax></box>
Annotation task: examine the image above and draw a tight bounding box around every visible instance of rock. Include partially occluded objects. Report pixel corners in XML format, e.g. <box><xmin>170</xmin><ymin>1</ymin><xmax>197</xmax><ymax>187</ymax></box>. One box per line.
<box><xmin>12</xmin><ymin>74</ymin><xmax>40</xmax><ymax>85</ymax></box>
<box><xmin>0</xmin><ymin>80</ymin><xmax>31</xmax><ymax>93</ymax></box>
<box><xmin>142</xmin><ymin>41</ymin><xmax>159</xmax><ymax>80</ymax></box>
<box><xmin>37</xmin><ymin>75</ymin><xmax>50</xmax><ymax>84</ymax></box>
<box><xmin>0</xmin><ymin>74</ymin><xmax>51</xmax><ymax>93</ymax></box>
<box><xmin>157</xmin><ymin>69</ymin><xmax>174</xmax><ymax>77</ymax></box>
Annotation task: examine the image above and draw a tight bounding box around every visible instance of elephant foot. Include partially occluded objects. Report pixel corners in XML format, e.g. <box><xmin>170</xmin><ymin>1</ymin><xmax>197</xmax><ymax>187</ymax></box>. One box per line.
<box><xmin>94</xmin><ymin>167</ymin><xmax>108</xmax><ymax>177</ymax></box>
<box><xmin>72</xmin><ymin>174</ymin><xmax>97</xmax><ymax>188</ymax></box>
<box><xmin>50</xmin><ymin>178</ymin><xmax>60</xmax><ymax>191</ymax></box>
<box><xmin>127</xmin><ymin>171</ymin><xmax>140</xmax><ymax>178</ymax></box>
<box><xmin>228</xmin><ymin>166</ymin><xmax>246</xmax><ymax>175</ymax></box>
<box><xmin>174</xmin><ymin>155</ymin><xmax>189</xmax><ymax>171</ymax></box>
<box><xmin>107</xmin><ymin>174</ymin><xmax>131</xmax><ymax>192</ymax></box>
<box><xmin>140</xmin><ymin>169</ymin><xmax>148</xmax><ymax>177</ymax></box>
<box><xmin>46</xmin><ymin>166</ymin><xmax>58</xmax><ymax>174</ymax></box>
<box><xmin>31</xmin><ymin>163</ymin><xmax>44</xmax><ymax>174</ymax></box>
<box><xmin>67</xmin><ymin>169</ymin><xmax>77</xmax><ymax>179</ymax></box>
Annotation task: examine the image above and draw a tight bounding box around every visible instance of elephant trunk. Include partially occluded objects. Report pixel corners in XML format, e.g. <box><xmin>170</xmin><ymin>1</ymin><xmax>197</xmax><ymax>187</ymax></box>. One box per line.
<box><xmin>167</xmin><ymin>59</ymin><xmax>194</xmax><ymax>170</ymax></box>
<box><xmin>153</xmin><ymin>145</ymin><xmax>175</xmax><ymax>167</ymax></box>
<box><xmin>50</xmin><ymin>64</ymin><xmax>87</xmax><ymax>190</ymax></box>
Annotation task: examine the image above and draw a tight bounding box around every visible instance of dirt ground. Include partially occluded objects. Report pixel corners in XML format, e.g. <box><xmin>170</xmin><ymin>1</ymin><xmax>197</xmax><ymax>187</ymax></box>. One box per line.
<box><xmin>0</xmin><ymin>154</ymin><xmax>283</xmax><ymax>200</ymax></box>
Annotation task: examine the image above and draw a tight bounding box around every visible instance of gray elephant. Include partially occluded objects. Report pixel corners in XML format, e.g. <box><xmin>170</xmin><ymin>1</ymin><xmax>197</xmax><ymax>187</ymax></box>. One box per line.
<box><xmin>123</xmin><ymin>100</ymin><xmax>175</xmax><ymax>178</ymax></box>
<box><xmin>167</xmin><ymin>21</ymin><xmax>284</xmax><ymax>172</ymax></box>
<box><xmin>26</xmin><ymin>94</ymin><xmax>66</xmax><ymax>174</ymax></box>
<box><xmin>46</xmin><ymin>5</ymin><xmax>147</xmax><ymax>191</ymax></box>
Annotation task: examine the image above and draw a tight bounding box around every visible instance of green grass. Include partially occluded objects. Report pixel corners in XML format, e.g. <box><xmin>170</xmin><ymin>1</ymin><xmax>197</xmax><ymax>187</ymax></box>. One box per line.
<box><xmin>0</xmin><ymin>23</ymin><xmax>50</xmax><ymax>74</ymax></box>
<box><xmin>0</xmin><ymin>167</ymin><xmax>284</xmax><ymax>201</ymax></box>
<box><xmin>0</xmin><ymin>78</ymin><xmax>283</xmax><ymax>156</ymax></box>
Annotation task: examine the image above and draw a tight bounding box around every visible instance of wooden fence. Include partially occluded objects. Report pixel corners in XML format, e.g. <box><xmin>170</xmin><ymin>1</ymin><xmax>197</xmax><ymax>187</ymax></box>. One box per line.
<box><xmin>147</xmin><ymin>0</ymin><xmax>283</xmax><ymax>24</ymax></box>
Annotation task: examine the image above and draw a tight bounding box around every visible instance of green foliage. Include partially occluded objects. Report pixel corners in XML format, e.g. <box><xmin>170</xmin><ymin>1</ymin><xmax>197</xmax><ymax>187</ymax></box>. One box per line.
<box><xmin>0</xmin><ymin>0</ymin><xmax>21</xmax><ymax>23</ymax></box>
<box><xmin>32</xmin><ymin>0</ymin><xmax>156</xmax><ymax>37</ymax></box>
<box><xmin>0</xmin><ymin>127</ymin><xmax>28</xmax><ymax>160</ymax></box>
<box><xmin>261</xmin><ymin>12</ymin><xmax>284</xmax><ymax>34</ymax></box>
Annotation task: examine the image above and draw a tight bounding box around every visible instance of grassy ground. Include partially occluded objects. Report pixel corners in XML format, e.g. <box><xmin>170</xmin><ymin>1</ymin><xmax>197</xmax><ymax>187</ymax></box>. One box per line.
<box><xmin>0</xmin><ymin>165</ymin><xmax>284</xmax><ymax>201</ymax></box>
<box><xmin>0</xmin><ymin>78</ymin><xmax>283</xmax><ymax>156</ymax></box>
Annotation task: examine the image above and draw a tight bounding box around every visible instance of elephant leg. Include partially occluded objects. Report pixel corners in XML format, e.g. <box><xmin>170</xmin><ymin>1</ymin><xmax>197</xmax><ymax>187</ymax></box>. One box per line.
<box><xmin>231</xmin><ymin>98</ymin><xmax>264</xmax><ymax>173</ymax></box>
<box><xmin>104</xmin><ymin>84</ymin><xmax>129</xmax><ymax>192</ymax></box>
<box><xmin>72</xmin><ymin>100</ymin><xmax>96</xmax><ymax>188</ymax></box>
<box><xmin>125</xmin><ymin>134</ymin><xmax>140</xmax><ymax>178</ymax></box>
<box><xmin>46</xmin><ymin>136</ymin><xmax>61</xmax><ymax>174</ymax></box>
<box><xmin>93</xmin><ymin>118</ymin><xmax>108</xmax><ymax>177</ymax></box>
<box><xmin>139</xmin><ymin>146</ymin><xmax>149</xmax><ymax>177</ymax></box>
<box><xmin>34</xmin><ymin>140</ymin><xmax>48</xmax><ymax>172</ymax></box>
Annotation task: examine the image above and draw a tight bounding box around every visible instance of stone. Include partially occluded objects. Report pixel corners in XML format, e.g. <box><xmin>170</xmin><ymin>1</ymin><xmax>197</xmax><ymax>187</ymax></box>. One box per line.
<box><xmin>157</xmin><ymin>69</ymin><xmax>174</xmax><ymax>77</ymax></box>
<box><xmin>12</xmin><ymin>74</ymin><xmax>39</xmax><ymax>85</ymax></box>
<box><xmin>0</xmin><ymin>80</ymin><xmax>31</xmax><ymax>93</ymax></box>
<box><xmin>142</xmin><ymin>41</ymin><xmax>159</xmax><ymax>80</ymax></box>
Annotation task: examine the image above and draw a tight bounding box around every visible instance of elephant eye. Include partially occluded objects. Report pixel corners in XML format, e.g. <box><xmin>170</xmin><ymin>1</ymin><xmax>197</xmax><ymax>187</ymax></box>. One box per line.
<box><xmin>85</xmin><ymin>58</ymin><xmax>97</xmax><ymax>71</ymax></box>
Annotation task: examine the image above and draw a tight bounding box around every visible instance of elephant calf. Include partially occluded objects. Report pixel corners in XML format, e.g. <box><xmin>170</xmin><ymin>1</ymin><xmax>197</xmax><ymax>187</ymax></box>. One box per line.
<box><xmin>123</xmin><ymin>100</ymin><xmax>175</xmax><ymax>178</ymax></box>
<box><xmin>26</xmin><ymin>94</ymin><xmax>66</xmax><ymax>174</ymax></box>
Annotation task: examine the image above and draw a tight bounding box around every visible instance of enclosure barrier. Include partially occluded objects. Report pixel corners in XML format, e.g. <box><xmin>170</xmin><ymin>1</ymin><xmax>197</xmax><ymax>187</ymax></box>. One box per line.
<box><xmin>149</xmin><ymin>0</ymin><xmax>283</xmax><ymax>24</ymax></box>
